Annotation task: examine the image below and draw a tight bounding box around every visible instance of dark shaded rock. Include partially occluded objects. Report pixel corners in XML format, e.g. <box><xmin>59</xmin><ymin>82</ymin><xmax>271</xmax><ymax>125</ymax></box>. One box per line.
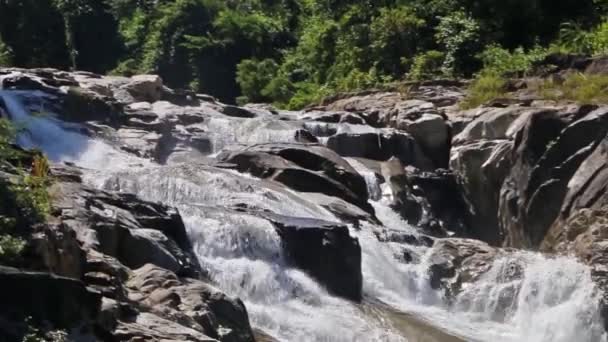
<box><xmin>61</xmin><ymin>86</ymin><xmax>124</xmax><ymax>125</ymax></box>
<box><xmin>0</xmin><ymin>266</ymin><xmax>101</xmax><ymax>330</ymax></box>
<box><xmin>222</xmin><ymin>105</ymin><xmax>257</xmax><ymax>118</ymax></box>
<box><xmin>218</xmin><ymin>143</ymin><xmax>373</xmax><ymax>213</ymax></box>
<box><xmin>261</xmin><ymin>213</ymin><xmax>362</xmax><ymax>301</ymax></box>
<box><xmin>381</xmin><ymin>159</ymin><xmax>471</xmax><ymax>237</ymax></box>
<box><xmin>499</xmin><ymin>107</ymin><xmax>608</xmax><ymax>248</ymax></box>
<box><xmin>450</xmin><ymin>140</ymin><xmax>513</xmax><ymax>245</ymax></box>
<box><xmin>540</xmin><ymin>53</ymin><xmax>592</xmax><ymax>72</ymax></box>
<box><xmin>326</xmin><ymin>131</ymin><xmax>434</xmax><ymax>170</ymax></box>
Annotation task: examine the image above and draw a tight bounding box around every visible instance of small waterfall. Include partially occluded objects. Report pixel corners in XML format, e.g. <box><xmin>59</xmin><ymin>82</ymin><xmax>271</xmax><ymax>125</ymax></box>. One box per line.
<box><xmin>346</xmin><ymin>158</ymin><xmax>383</xmax><ymax>201</ymax></box>
<box><xmin>2</xmin><ymin>90</ymin><xmax>607</xmax><ymax>342</ymax></box>
<box><xmin>0</xmin><ymin>90</ymin><xmax>149</xmax><ymax>169</ymax></box>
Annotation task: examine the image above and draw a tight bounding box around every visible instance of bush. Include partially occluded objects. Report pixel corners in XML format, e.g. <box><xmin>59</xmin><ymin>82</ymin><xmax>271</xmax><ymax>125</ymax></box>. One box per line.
<box><xmin>409</xmin><ymin>50</ymin><xmax>445</xmax><ymax>80</ymax></box>
<box><xmin>435</xmin><ymin>11</ymin><xmax>480</xmax><ymax>77</ymax></box>
<box><xmin>0</xmin><ymin>118</ymin><xmax>17</xmax><ymax>158</ymax></box>
<box><xmin>0</xmin><ymin>234</ymin><xmax>26</xmax><ymax>265</ymax></box>
<box><xmin>0</xmin><ymin>37</ymin><xmax>12</xmax><ymax>66</ymax></box>
<box><xmin>478</xmin><ymin>44</ymin><xmax>548</xmax><ymax>77</ymax></box>
<box><xmin>460</xmin><ymin>72</ymin><xmax>507</xmax><ymax>109</ymax></box>
<box><xmin>556</xmin><ymin>20</ymin><xmax>608</xmax><ymax>56</ymax></box>
<box><xmin>286</xmin><ymin>82</ymin><xmax>332</xmax><ymax>110</ymax></box>
<box><xmin>236</xmin><ymin>58</ymin><xmax>279</xmax><ymax>104</ymax></box>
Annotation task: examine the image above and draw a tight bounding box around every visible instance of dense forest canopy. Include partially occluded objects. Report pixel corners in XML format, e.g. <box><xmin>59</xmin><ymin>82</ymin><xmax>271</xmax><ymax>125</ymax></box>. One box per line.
<box><xmin>1</xmin><ymin>0</ymin><xmax>608</xmax><ymax>107</ymax></box>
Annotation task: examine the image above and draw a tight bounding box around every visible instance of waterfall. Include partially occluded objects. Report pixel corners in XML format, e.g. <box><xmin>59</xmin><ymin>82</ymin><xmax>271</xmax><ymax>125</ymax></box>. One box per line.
<box><xmin>2</xmin><ymin>90</ymin><xmax>606</xmax><ymax>342</ymax></box>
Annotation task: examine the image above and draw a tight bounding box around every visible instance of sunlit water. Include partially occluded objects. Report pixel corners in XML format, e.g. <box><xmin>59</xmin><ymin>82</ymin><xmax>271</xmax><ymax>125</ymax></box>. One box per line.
<box><xmin>2</xmin><ymin>90</ymin><xmax>606</xmax><ymax>342</ymax></box>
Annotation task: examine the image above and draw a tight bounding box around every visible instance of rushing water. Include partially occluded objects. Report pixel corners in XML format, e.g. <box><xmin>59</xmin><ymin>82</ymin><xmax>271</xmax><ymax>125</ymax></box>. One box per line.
<box><xmin>2</xmin><ymin>90</ymin><xmax>606</xmax><ymax>342</ymax></box>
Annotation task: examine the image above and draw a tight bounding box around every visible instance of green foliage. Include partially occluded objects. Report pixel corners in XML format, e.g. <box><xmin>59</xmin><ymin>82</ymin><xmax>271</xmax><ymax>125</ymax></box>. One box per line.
<box><xmin>236</xmin><ymin>59</ymin><xmax>279</xmax><ymax>104</ymax></box>
<box><xmin>478</xmin><ymin>44</ymin><xmax>548</xmax><ymax>77</ymax></box>
<box><xmin>0</xmin><ymin>36</ymin><xmax>12</xmax><ymax>66</ymax></box>
<box><xmin>409</xmin><ymin>50</ymin><xmax>445</xmax><ymax>80</ymax></box>
<box><xmin>0</xmin><ymin>119</ymin><xmax>51</xmax><ymax>268</ymax></box>
<box><xmin>286</xmin><ymin>82</ymin><xmax>332</xmax><ymax>110</ymax></box>
<box><xmin>556</xmin><ymin>20</ymin><xmax>608</xmax><ymax>55</ymax></box>
<box><xmin>0</xmin><ymin>234</ymin><xmax>26</xmax><ymax>265</ymax></box>
<box><xmin>12</xmin><ymin>166</ymin><xmax>52</xmax><ymax>222</ymax></box>
<box><xmin>435</xmin><ymin>11</ymin><xmax>480</xmax><ymax>77</ymax></box>
<box><xmin>460</xmin><ymin>72</ymin><xmax>507</xmax><ymax>109</ymax></box>
<box><xmin>0</xmin><ymin>118</ymin><xmax>17</xmax><ymax>159</ymax></box>
<box><xmin>2</xmin><ymin>0</ymin><xmax>608</xmax><ymax>105</ymax></box>
<box><xmin>556</xmin><ymin>22</ymin><xmax>594</xmax><ymax>54</ymax></box>
<box><xmin>368</xmin><ymin>6</ymin><xmax>425</xmax><ymax>75</ymax></box>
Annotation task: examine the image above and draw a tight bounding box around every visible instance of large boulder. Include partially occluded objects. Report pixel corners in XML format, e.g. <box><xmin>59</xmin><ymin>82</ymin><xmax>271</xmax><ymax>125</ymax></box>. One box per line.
<box><xmin>122</xmin><ymin>75</ymin><xmax>164</xmax><ymax>103</ymax></box>
<box><xmin>218</xmin><ymin>143</ymin><xmax>373</xmax><ymax>213</ymax></box>
<box><xmin>0</xmin><ymin>266</ymin><xmax>101</xmax><ymax>338</ymax></box>
<box><xmin>498</xmin><ymin>106</ymin><xmax>608</xmax><ymax>248</ymax></box>
<box><xmin>450</xmin><ymin>140</ymin><xmax>513</xmax><ymax>245</ymax></box>
<box><xmin>326</xmin><ymin>130</ymin><xmax>434</xmax><ymax>170</ymax></box>
<box><xmin>381</xmin><ymin>158</ymin><xmax>471</xmax><ymax>236</ymax></box>
<box><xmin>51</xmin><ymin>165</ymin><xmax>202</xmax><ymax>278</ymax></box>
<box><xmin>427</xmin><ymin>238</ymin><xmax>500</xmax><ymax>298</ymax></box>
<box><xmin>127</xmin><ymin>264</ymin><xmax>255</xmax><ymax>342</ymax></box>
<box><xmin>325</xmin><ymin>92</ymin><xmax>451</xmax><ymax>168</ymax></box>
<box><xmin>261</xmin><ymin>213</ymin><xmax>363</xmax><ymax>301</ymax></box>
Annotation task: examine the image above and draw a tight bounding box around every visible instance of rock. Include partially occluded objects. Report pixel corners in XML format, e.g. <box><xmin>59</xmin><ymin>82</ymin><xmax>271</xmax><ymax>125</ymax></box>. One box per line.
<box><xmin>542</xmin><ymin>131</ymin><xmax>608</xmax><ymax>252</ymax></box>
<box><xmin>326</xmin><ymin>130</ymin><xmax>434</xmax><ymax>170</ymax></box>
<box><xmin>450</xmin><ymin>140</ymin><xmax>513</xmax><ymax>244</ymax></box>
<box><xmin>300</xmin><ymin>192</ymin><xmax>377</xmax><ymax>226</ymax></box>
<box><xmin>324</xmin><ymin>92</ymin><xmax>451</xmax><ymax>168</ymax></box>
<box><xmin>61</xmin><ymin>86</ymin><xmax>123</xmax><ymax>124</ymax></box>
<box><xmin>114</xmin><ymin>312</ymin><xmax>217</xmax><ymax>342</ymax></box>
<box><xmin>218</xmin><ymin>143</ymin><xmax>373</xmax><ymax>213</ymax></box>
<box><xmin>128</xmin><ymin>264</ymin><xmax>255</xmax><ymax>342</ymax></box>
<box><xmin>122</xmin><ymin>228</ymin><xmax>183</xmax><ymax>274</ymax></box>
<box><xmin>499</xmin><ymin>106</ymin><xmax>608</xmax><ymax>248</ymax></box>
<box><xmin>51</xmin><ymin>165</ymin><xmax>202</xmax><ymax>278</ymax></box>
<box><xmin>29</xmin><ymin>221</ymin><xmax>87</xmax><ymax>279</ymax></box>
<box><xmin>121</xmin><ymin>75</ymin><xmax>164</xmax><ymax>103</ymax></box>
<box><xmin>427</xmin><ymin>238</ymin><xmax>499</xmax><ymax>298</ymax></box>
<box><xmin>374</xmin><ymin>229</ymin><xmax>434</xmax><ymax>247</ymax></box>
<box><xmin>452</xmin><ymin>107</ymin><xmax>539</xmax><ymax>145</ymax></box>
<box><xmin>0</xmin><ymin>266</ymin><xmax>101</xmax><ymax>331</ymax></box>
<box><xmin>402</xmin><ymin>113</ymin><xmax>451</xmax><ymax>169</ymax></box>
<box><xmin>261</xmin><ymin>214</ymin><xmax>363</xmax><ymax>301</ymax></box>
<box><xmin>221</xmin><ymin>105</ymin><xmax>257</xmax><ymax>118</ymax></box>
<box><xmin>299</xmin><ymin>110</ymin><xmax>366</xmax><ymax>125</ymax></box>
<box><xmin>381</xmin><ymin>158</ymin><xmax>470</xmax><ymax>236</ymax></box>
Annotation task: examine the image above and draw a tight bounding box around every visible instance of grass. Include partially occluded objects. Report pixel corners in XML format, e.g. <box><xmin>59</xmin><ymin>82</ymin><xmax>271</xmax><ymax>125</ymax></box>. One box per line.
<box><xmin>536</xmin><ymin>72</ymin><xmax>608</xmax><ymax>104</ymax></box>
<box><xmin>460</xmin><ymin>72</ymin><xmax>508</xmax><ymax>109</ymax></box>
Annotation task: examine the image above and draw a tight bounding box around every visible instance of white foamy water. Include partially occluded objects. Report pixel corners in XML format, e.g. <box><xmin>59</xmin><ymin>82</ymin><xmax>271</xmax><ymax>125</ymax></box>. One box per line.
<box><xmin>2</xmin><ymin>90</ymin><xmax>606</xmax><ymax>342</ymax></box>
<box><xmin>0</xmin><ymin>91</ymin><xmax>149</xmax><ymax>170</ymax></box>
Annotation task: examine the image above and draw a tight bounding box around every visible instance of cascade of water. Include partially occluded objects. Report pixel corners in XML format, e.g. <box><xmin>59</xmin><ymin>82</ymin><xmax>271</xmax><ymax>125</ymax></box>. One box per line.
<box><xmin>0</xmin><ymin>90</ymin><xmax>149</xmax><ymax>170</ymax></box>
<box><xmin>2</xmin><ymin>90</ymin><xmax>606</xmax><ymax>342</ymax></box>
